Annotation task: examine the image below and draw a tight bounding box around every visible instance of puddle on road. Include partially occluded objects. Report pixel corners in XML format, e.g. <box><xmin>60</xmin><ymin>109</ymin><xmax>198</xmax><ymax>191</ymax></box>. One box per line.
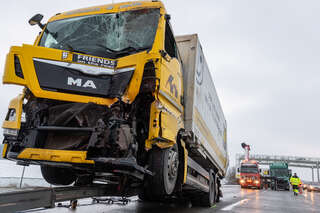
<box><xmin>221</xmin><ymin>198</ymin><xmax>250</xmax><ymax>211</ymax></box>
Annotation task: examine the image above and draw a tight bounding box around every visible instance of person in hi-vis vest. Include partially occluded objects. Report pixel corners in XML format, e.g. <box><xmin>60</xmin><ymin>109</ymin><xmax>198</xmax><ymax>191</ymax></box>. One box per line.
<box><xmin>290</xmin><ymin>173</ymin><xmax>302</xmax><ymax>196</ymax></box>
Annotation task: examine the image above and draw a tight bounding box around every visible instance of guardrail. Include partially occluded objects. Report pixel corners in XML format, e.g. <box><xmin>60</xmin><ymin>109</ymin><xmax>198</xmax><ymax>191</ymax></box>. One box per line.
<box><xmin>0</xmin><ymin>184</ymin><xmax>122</xmax><ymax>213</ymax></box>
<box><xmin>236</xmin><ymin>153</ymin><xmax>320</xmax><ymax>165</ymax></box>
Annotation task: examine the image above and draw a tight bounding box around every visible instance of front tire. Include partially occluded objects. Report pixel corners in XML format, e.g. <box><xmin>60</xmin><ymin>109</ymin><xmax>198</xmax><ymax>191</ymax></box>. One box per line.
<box><xmin>41</xmin><ymin>165</ymin><xmax>76</xmax><ymax>185</ymax></box>
<box><xmin>143</xmin><ymin>144</ymin><xmax>179</xmax><ymax>200</ymax></box>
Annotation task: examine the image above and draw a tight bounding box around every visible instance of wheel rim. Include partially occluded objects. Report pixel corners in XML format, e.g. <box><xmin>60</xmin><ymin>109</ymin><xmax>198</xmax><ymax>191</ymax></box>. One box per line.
<box><xmin>164</xmin><ymin>145</ymin><xmax>179</xmax><ymax>194</ymax></box>
<box><xmin>168</xmin><ymin>148</ymin><xmax>179</xmax><ymax>181</ymax></box>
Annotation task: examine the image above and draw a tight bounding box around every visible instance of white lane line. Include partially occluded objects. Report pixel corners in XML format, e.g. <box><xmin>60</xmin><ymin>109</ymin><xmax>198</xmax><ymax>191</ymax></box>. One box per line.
<box><xmin>221</xmin><ymin>199</ymin><xmax>250</xmax><ymax>211</ymax></box>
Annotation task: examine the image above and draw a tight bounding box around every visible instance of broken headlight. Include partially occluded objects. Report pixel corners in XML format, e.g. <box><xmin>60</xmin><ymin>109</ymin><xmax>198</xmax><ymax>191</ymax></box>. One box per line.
<box><xmin>6</xmin><ymin>109</ymin><xmax>16</xmax><ymax>121</ymax></box>
<box><xmin>3</xmin><ymin>128</ymin><xmax>19</xmax><ymax>136</ymax></box>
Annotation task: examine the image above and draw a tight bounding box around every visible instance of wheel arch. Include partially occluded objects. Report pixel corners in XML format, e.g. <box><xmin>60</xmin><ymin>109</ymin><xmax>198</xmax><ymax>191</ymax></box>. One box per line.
<box><xmin>174</xmin><ymin>129</ymin><xmax>188</xmax><ymax>191</ymax></box>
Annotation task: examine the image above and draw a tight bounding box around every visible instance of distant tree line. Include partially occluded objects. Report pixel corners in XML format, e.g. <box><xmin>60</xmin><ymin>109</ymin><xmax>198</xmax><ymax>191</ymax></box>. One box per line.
<box><xmin>225</xmin><ymin>166</ymin><xmax>238</xmax><ymax>184</ymax></box>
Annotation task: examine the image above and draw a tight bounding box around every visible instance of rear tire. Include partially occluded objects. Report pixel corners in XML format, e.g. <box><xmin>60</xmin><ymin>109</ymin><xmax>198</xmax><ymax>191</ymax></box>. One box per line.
<box><xmin>216</xmin><ymin>177</ymin><xmax>221</xmax><ymax>203</ymax></box>
<box><xmin>191</xmin><ymin>170</ymin><xmax>217</xmax><ymax>207</ymax></box>
<box><xmin>41</xmin><ymin>165</ymin><xmax>76</xmax><ymax>185</ymax></box>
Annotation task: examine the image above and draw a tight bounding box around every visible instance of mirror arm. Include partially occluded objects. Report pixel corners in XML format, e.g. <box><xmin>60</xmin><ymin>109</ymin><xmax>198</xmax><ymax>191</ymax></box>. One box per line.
<box><xmin>38</xmin><ymin>23</ymin><xmax>45</xmax><ymax>29</ymax></box>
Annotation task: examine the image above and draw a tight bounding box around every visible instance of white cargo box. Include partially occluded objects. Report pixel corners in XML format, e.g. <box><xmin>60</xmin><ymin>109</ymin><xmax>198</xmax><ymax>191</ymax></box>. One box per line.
<box><xmin>176</xmin><ymin>34</ymin><xmax>228</xmax><ymax>175</ymax></box>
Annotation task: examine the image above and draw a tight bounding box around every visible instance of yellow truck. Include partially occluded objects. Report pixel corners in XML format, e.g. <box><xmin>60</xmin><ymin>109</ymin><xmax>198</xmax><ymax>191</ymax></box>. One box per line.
<box><xmin>1</xmin><ymin>1</ymin><xmax>228</xmax><ymax>206</ymax></box>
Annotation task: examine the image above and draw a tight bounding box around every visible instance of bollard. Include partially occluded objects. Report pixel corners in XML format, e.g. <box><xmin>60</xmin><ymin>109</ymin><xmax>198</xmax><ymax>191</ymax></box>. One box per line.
<box><xmin>317</xmin><ymin>162</ymin><xmax>320</xmax><ymax>183</ymax></box>
<box><xmin>19</xmin><ymin>166</ymin><xmax>26</xmax><ymax>188</ymax></box>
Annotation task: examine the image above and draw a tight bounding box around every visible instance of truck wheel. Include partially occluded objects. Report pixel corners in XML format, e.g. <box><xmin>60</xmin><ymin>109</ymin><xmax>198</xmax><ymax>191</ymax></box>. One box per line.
<box><xmin>191</xmin><ymin>170</ymin><xmax>217</xmax><ymax>207</ymax></box>
<box><xmin>147</xmin><ymin>144</ymin><xmax>179</xmax><ymax>199</ymax></box>
<box><xmin>208</xmin><ymin>171</ymin><xmax>218</xmax><ymax>206</ymax></box>
<box><xmin>216</xmin><ymin>177</ymin><xmax>221</xmax><ymax>203</ymax></box>
<box><xmin>41</xmin><ymin>165</ymin><xmax>76</xmax><ymax>185</ymax></box>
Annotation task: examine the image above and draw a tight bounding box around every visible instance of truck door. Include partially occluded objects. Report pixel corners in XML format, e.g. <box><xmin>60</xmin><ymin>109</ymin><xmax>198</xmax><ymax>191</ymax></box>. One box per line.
<box><xmin>158</xmin><ymin>20</ymin><xmax>183</xmax><ymax>142</ymax></box>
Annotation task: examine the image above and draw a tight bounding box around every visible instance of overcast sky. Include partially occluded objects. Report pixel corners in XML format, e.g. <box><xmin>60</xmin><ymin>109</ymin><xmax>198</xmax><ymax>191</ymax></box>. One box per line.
<box><xmin>1</xmin><ymin>0</ymin><xmax>320</xmax><ymax>181</ymax></box>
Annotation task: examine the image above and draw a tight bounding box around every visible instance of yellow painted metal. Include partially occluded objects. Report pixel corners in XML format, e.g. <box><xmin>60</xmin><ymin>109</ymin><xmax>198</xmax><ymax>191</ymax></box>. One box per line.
<box><xmin>3</xmin><ymin>0</ymin><xmax>188</xmax><ymax>168</ymax></box>
<box><xmin>49</xmin><ymin>1</ymin><xmax>165</xmax><ymax>22</ymax></box>
<box><xmin>3</xmin><ymin>45</ymin><xmax>156</xmax><ymax>106</ymax></box>
<box><xmin>154</xmin><ymin>141</ymin><xmax>175</xmax><ymax>149</ymax></box>
<box><xmin>3</xmin><ymin>52</ymin><xmax>27</xmax><ymax>86</ymax></box>
<box><xmin>144</xmin><ymin>13</ymin><xmax>184</xmax><ymax>150</ymax></box>
<box><xmin>159</xmin><ymin>110</ymin><xmax>178</xmax><ymax>142</ymax></box>
<box><xmin>3</xmin><ymin>1</ymin><xmax>167</xmax><ymax>107</ymax></box>
<box><xmin>2</xmin><ymin>94</ymin><xmax>24</xmax><ymax>130</ymax></box>
<box><xmin>145</xmin><ymin>99</ymin><xmax>183</xmax><ymax>150</ymax></box>
<box><xmin>2</xmin><ymin>144</ymin><xmax>8</xmax><ymax>158</ymax></box>
<box><xmin>223</xmin><ymin>128</ymin><xmax>228</xmax><ymax>167</ymax></box>
<box><xmin>145</xmin><ymin>101</ymin><xmax>161</xmax><ymax>150</ymax></box>
<box><xmin>159</xmin><ymin>57</ymin><xmax>183</xmax><ymax>109</ymax></box>
<box><xmin>223</xmin><ymin>128</ymin><xmax>227</xmax><ymax>143</ymax></box>
<box><xmin>17</xmin><ymin>148</ymin><xmax>94</xmax><ymax>164</ymax></box>
<box><xmin>180</xmin><ymin>140</ymin><xmax>188</xmax><ymax>184</ymax></box>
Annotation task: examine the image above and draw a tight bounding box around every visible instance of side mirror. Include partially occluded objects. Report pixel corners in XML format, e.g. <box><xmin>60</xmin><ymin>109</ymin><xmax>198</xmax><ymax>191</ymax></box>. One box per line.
<box><xmin>29</xmin><ymin>14</ymin><xmax>44</xmax><ymax>29</ymax></box>
<box><xmin>165</xmin><ymin>14</ymin><xmax>171</xmax><ymax>21</ymax></box>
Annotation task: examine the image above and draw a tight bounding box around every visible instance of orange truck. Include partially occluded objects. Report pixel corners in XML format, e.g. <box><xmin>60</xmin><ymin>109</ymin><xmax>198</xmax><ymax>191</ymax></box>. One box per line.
<box><xmin>238</xmin><ymin>160</ymin><xmax>262</xmax><ymax>189</ymax></box>
<box><xmin>237</xmin><ymin>143</ymin><xmax>262</xmax><ymax>189</ymax></box>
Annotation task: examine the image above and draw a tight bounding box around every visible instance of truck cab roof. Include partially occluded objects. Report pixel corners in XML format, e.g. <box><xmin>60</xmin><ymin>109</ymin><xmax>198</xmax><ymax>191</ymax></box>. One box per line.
<box><xmin>270</xmin><ymin>162</ymin><xmax>288</xmax><ymax>169</ymax></box>
<box><xmin>49</xmin><ymin>1</ymin><xmax>165</xmax><ymax>22</ymax></box>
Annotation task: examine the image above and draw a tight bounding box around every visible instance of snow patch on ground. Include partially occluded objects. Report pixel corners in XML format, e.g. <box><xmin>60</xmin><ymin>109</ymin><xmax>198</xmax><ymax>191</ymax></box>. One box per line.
<box><xmin>0</xmin><ymin>159</ymin><xmax>47</xmax><ymax>188</ymax></box>
<box><xmin>0</xmin><ymin>159</ymin><xmax>42</xmax><ymax>178</ymax></box>
<box><xmin>0</xmin><ymin>177</ymin><xmax>50</xmax><ymax>188</ymax></box>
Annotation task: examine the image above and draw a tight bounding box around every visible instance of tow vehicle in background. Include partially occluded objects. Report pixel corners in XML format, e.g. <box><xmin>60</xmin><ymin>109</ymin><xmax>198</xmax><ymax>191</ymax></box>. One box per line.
<box><xmin>239</xmin><ymin>160</ymin><xmax>262</xmax><ymax>189</ymax></box>
<box><xmin>1</xmin><ymin>0</ymin><xmax>228</xmax><ymax>207</ymax></box>
<box><xmin>238</xmin><ymin>143</ymin><xmax>262</xmax><ymax>189</ymax></box>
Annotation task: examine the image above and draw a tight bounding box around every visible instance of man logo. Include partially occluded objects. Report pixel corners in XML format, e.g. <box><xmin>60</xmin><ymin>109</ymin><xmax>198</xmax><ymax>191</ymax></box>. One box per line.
<box><xmin>62</xmin><ymin>52</ymin><xmax>69</xmax><ymax>60</ymax></box>
<box><xmin>67</xmin><ymin>77</ymin><xmax>97</xmax><ymax>89</ymax></box>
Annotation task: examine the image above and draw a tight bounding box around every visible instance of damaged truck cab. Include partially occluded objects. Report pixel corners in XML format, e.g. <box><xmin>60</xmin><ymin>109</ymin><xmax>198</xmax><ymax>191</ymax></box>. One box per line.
<box><xmin>2</xmin><ymin>1</ymin><xmax>227</xmax><ymax>206</ymax></box>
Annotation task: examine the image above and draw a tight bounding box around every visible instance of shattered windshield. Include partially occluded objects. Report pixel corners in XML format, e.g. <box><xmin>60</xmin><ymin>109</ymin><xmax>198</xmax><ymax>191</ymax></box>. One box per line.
<box><xmin>39</xmin><ymin>8</ymin><xmax>160</xmax><ymax>58</ymax></box>
<box><xmin>271</xmin><ymin>169</ymin><xmax>288</xmax><ymax>177</ymax></box>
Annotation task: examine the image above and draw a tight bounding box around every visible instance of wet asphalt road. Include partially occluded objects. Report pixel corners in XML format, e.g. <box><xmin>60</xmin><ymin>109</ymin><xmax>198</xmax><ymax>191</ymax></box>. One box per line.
<box><xmin>15</xmin><ymin>185</ymin><xmax>319</xmax><ymax>213</ymax></box>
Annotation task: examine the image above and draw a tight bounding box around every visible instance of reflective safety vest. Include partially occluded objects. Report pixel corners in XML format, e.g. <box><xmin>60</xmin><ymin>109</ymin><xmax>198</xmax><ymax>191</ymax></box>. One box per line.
<box><xmin>290</xmin><ymin>177</ymin><xmax>301</xmax><ymax>186</ymax></box>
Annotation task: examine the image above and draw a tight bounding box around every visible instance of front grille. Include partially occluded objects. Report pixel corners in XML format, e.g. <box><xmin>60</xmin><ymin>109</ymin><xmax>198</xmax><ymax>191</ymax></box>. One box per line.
<box><xmin>33</xmin><ymin>59</ymin><xmax>133</xmax><ymax>98</ymax></box>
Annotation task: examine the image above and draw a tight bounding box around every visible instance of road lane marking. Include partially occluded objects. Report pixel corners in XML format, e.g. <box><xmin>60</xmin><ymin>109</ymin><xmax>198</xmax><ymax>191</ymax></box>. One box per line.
<box><xmin>221</xmin><ymin>199</ymin><xmax>249</xmax><ymax>211</ymax></box>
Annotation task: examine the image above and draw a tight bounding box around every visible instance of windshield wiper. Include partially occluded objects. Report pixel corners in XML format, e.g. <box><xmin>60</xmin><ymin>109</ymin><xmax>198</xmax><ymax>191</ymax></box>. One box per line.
<box><xmin>64</xmin><ymin>43</ymin><xmax>87</xmax><ymax>54</ymax></box>
<box><xmin>96</xmin><ymin>44</ymin><xmax>117</xmax><ymax>53</ymax></box>
<box><xmin>94</xmin><ymin>45</ymin><xmax>150</xmax><ymax>58</ymax></box>
<box><xmin>113</xmin><ymin>46</ymin><xmax>150</xmax><ymax>56</ymax></box>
